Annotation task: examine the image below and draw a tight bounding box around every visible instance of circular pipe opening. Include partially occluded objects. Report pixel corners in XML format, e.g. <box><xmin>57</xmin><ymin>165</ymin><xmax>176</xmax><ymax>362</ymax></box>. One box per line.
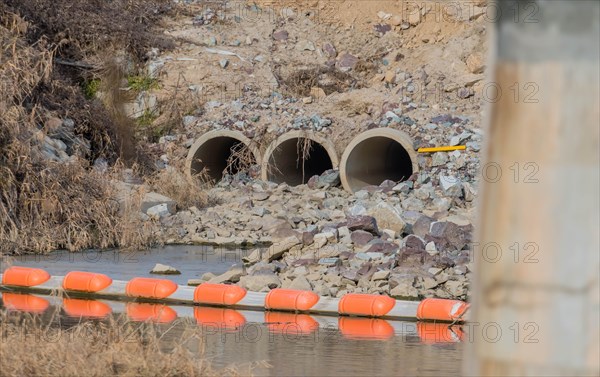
<box><xmin>340</xmin><ymin>128</ymin><xmax>418</xmax><ymax>193</ymax></box>
<box><xmin>262</xmin><ymin>131</ymin><xmax>339</xmax><ymax>186</ymax></box>
<box><xmin>186</xmin><ymin>130</ymin><xmax>260</xmax><ymax>183</ymax></box>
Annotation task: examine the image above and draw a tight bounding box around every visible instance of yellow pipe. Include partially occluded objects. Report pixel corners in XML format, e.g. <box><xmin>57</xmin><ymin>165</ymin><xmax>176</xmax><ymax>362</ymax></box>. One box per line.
<box><xmin>418</xmin><ymin>145</ymin><xmax>466</xmax><ymax>153</ymax></box>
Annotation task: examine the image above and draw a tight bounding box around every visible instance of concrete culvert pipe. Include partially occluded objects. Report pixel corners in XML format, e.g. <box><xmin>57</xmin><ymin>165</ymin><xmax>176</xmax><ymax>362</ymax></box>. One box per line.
<box><xmin>262</xmin><ymin>131</ymin><xmax>339</xmax><ymax>186</ymax></box>
<box><xmin>186</xmin><ymin>130</ymin><xmax>261</xmax><ymax>183</ymax></box>
<box><xmin>340</xmin><ymin>128</ymin><xmax>418</xmax><ymax>193</ymax></box>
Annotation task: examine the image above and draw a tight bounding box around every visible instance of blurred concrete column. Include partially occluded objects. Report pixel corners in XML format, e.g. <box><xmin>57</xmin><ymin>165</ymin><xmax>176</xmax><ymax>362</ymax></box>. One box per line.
<box><xmin>464</xmin><ymin>0</ymin><xmax>599</xmax><ymax>375</ymax></box>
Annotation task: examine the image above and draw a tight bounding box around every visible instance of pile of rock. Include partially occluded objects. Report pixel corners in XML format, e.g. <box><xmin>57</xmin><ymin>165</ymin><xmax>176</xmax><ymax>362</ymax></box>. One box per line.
<box><xmin>141</xmin><ymin>166</ymin><xmax>475</xmax><ymax>301</ymax></box>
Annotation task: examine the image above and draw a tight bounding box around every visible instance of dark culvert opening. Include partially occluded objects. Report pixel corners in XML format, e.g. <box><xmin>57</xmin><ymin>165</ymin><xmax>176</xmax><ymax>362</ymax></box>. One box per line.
<box><xmin>190</xmin><ymin>137</ymin><xmax>255</xmax><ymax>183</ymax></box>
<box><xmin>345</xmin><ymin>136</ymin><xmax>414</xmax><ymax>191</ymax></box>
<box><xmin>267</xmin><ymin>138</ymin><xmax>334</xmax><ymax>186</ymax></box>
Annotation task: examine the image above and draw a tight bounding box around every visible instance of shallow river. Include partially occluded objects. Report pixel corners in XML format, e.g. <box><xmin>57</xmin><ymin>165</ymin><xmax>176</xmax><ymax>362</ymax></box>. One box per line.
<box><xmin>0</xmin><ymin>246</ymin><xmax>464</xmax><ymax>376</ymax></box>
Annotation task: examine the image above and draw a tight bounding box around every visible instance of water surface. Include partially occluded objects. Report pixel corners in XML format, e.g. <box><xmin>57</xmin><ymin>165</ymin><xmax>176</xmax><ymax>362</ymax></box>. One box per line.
<box><xmin>0</xmin><ymin>246</ymin><xmax>464</xmax><ymax>376</ymax></box>
<box><xmin>1</xmin><ymin>245</ymin><xmax>247</xmax><ymax>284</ymax></box>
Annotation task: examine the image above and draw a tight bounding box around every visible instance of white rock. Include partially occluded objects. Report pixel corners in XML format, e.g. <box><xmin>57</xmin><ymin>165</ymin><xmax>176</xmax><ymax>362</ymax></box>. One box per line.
<box><xmin>367</xmin><ymin>202</ymin><xmax>406</xmax><ymax>233</ymax></box>
<box><xmin>431</xmin><ymin>152</ymin><xmax>448</xmax><ymax>166</ymax></box>
<box><xmin>348</xmin><ymin>204</ymin><xmax>367</xmax><ymax>216</ymax></box>
<box><xmin>377</xmin><ymin>11</ymin><xmax>392</xmax><ymax>20</ymax></box>
<box><xmin>242</xmin><ymin>249</ymin><xmax>261</xmax><ymax>265</ymax></box>
<box><xmin>372</xmin><ymin>270</ymin><xmax>390</xmax><ymax>281</ymax></box>
<box><xmin>338</xmin><ymin>226</ymin><xmax>350</xmax><ymax>239</ymax></box>
<box><xmin>263</xmin><ymin>236</ymin><xmax>301</xmax><ymax>262</ymax></box>
<box><xmin>313</xmin><ymin>234</ymin><xmax>328</xmax><ymax>248</ymax></box>
<box><xmin>289</xmin><ymin>276</ymin><xmax>312</xmax><ymax>290</ymax></box>
<box><xmin>209</xmin><ymin>267</ymin><xmax>244</xmax><ymax>284</ymax></box>
<box><xmin>432</xmin><ymin>197</ymin><xmax>452</xmax><ymax>212</ymax></box>
<box><xmin>366</xmin><ymin>252</ymin><xmax>384</xmax><ymax>260</ymax></box>
<box><xmin>354</xmin><ymin>190</ymin><xmax>369</xmax><ymax>200</ymax></box>
<box><xmin>439</xmin><ymin>175</ymin><xmax>463</xmax><ymax>197</ymax></box>
<box><xmin>142</xmin><ymin>192</ymin><xmax>176</xmax><ymax>214</ymax></box>
<box><xmin>425</xmin><ymin>241</ymin><xmax>438</xmax><ymax>255</ymax></box>
<box><xmin>187</xmin><ymin>279</ymin><xmax>203</xmax><ymax>286</ymax></box>
<box><xmin>150</xmin><ymin>263</ymin><xmax>181</xmax><ymax>275</ymax></box>
<box><xmin>382</xmin><ymin>229</ymin><xmax>396</xmax><ymax>239</ymax></box>
<box><xmin>146</xmin><ymin>204</ymin><xmax>171</xmax><ymax>220</ymax></box>
<box><xmin>390</xmin><ymin>281</ymin><xmax>419</xmax><ymax>299</ymax></box>
<box><xmin>238</xmin><ymin>275</ymin><xmax>281</xmax><ymax>291</ymax></box>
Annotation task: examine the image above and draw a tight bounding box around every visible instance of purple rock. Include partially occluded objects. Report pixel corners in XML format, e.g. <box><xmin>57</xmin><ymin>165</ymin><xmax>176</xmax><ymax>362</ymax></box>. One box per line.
<box><xmin>272</xmin><ymin>29</ymin><xmax>289</xmax><ymax>41</ymax></box>
<box><xmin>336</xmin><ymin>52</ymin><xmax>358</xmax><ymax>71</ymax></box>
<box><xmin>397</xmin><ymin>247</ymin><xmax>428</xmax><ymax>267</ymax></box>
<box><xmin>366</xmin><ymin>241</ymin><xmax>398</xmax><ymax>255</ymax></box>
<box><xmin>430</xmin><ymin>114</ymin><xmax>463</xmax><ymax>124</ymax></box>
<box><xmin>292</xmin><ymin>258</ymin><xmax>316</xmax><ymax>267</ymax></box>
<box><xmin>322</xmin><ymin>42</ymin><xmax>337</xmax><ymax>58</ymax></box>
<box><xmin>457</xmin><ymin>87</ymin><xmax>474</xmax><ymax>99</ymax></box>
<box><xmin>379</xmin><ymin>179</ymin><xmax>397</xmax><ymax>191</ymax></box>
<box><xmin>412</xmin><ymin>215</ymin><xmax>436</xmax><ymax>238</ymax></box>
<box><xmin>342</xmin><ymin>268</ymin><xmax>358</xmax><ymax>281</ymax></box>
<box><xmin>404</xmin><ymin>234</ymin><xmax>425</xmax><ymax>250</ymax></box>
<box><xmin>346</xmin><ymin>215</ymin><xmax>379</xmax><ymax>235</ymax></box>
<box><xmin>373</xmin><ymin>24</ymin><xmax>392</xmax><ymax>35</ymax></box>
<box><xmin>382</xmin><ymin>102</ymin><xmax>401</xmax><ymax>114</ymax></box>
<box><xmin>427</xmin><ymin>222</ymin><xmax>473</xmax><ymax>251</ymax></box>
<box><xmin>301</xmin><ymin>229</ymin><xmax>318</xmax><ymax>245</ymax></box>
<box><xmin>350</xmin><ymin>230</ymin><xmax>374</xmax><ymax>246</ymax></box>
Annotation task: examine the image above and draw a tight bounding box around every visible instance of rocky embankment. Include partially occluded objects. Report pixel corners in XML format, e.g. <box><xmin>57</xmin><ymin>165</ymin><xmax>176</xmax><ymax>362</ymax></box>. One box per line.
<box><xmin>137</xmin><ymin>151</ymin><xmax>476</xmax><ymax>301</ymax></box>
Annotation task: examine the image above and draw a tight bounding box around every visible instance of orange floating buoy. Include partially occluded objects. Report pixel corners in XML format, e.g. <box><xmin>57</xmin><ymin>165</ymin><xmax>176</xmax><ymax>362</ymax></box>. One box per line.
<box><xmin>338</xmin><ymin>293</ymin><xmax>396</xmax><ymax>317</ymax></box>
<box><xmin>63</xmin><ymin>271</ymin><xmax>113</xmax><ymax>293</ymax></box>
<box><xmin>125</xmin><ymin>277</ymin><xmax>178</xmax><ymax>299</ymax></box>
<box><xmin>417</xmin><ymin>322</ymin><xmax>465</xmax><ymax>344</ymax></box>
<box><xmin>63</xmin><ymin>298</ymin><xmax>112</xmax><ymax>318</ymax></box>
<box><xmin>193</xmin><ymin>283</ymin><xmax>247</xmax><ymax>306</ymax></box>
<box><xmin>194</xmin><ymin>306</ymin><xmax>246</xmax><ymax>331</ymax></box>
<box><xmin>126</xmin><ymin>302</ymin><xmax>178</xmax><ymax>323</ymax></box>
<box><xmin>1</xmin><ymin>292</ymin><xmax>50</xmax><ymax>314</ymax></box>
<box><xmin>338</xmin><ymin>317</ymin><xmax>395</xmax><ymax>340</ymax></box>
<box><xmin>416</xmin><ymin>298</ymin><xmax>469</xmax><ymax>322</ymax></box>
<box><xmin>265</xmin><ymin>289</ymin><xmax>319</xmax><ymax>312</ymax></box>
<box><xmin>1</xmin><ymin>266</ymin><xmax>50</xmax><ymax>287</ymax></box>
<box><xmin>264</xmin><ymin>312</ymin><xmax>319</xmax><ymax>335</ymax></box>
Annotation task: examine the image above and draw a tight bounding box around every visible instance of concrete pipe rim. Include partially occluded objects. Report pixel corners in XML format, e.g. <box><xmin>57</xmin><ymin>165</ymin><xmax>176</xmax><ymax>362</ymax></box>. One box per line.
<box><xmin>339</xmin><ymin>128</ymin><xmax>418</xmax><ymax>193</ymax></box>
<box><xmin>261</xmin><ymin>130</ymin><xmax>339</xmax><ymax>185</ymax></box>
<box><xmin>185</xmin><ymin>129</ymin><xmax>261</xmax><ymax>181</ymax></box>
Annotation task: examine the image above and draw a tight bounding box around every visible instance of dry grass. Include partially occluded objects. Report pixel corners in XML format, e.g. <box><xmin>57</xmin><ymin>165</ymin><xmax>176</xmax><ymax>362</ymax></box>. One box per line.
<box><xmin>0</xmin><ymin>9</ymin><xmax>160</xmax><ymax>254</ymax></box>
<box><xmin>2</xmin><ymin>163</ymin><xmax>120</xmax><ymax>254</ymax></box>
<box><xmin>296</xmin><ymin>136</ymin><xmax>314</xmax><ymax>184</ymax></box>
<box><xmin>115</xmin><ymin>173</ymin><xmax>159</xmax><ymax>251</ymax></box>
<box><xmin>0</xmin><ymin>310</ymin><xmax>245</xmax><ymax>377</ymax></box>
<box><xmin>263</xmin><ymin>132</ymin><xmax>316</xmax><ymax>184</ymax></box>
<box><xmin>151</xmin><ymin>72</ymin><xmax>204</xmax><ymax>143</ymax></box>
<box><xmin>277</xmin><ymin>65</ymin><xmax>360</xmax><ymax>97</ymax></box>
<box><xmin>2</xmin><ymin>0</ymin><xmax>175</xmax><ymax>61</ymax></box>
<box><xmin>224</xmin><ymin>143</ymin><xmax>257</xmax><ymax>178</ymax></box>
<box><xmin>147</xmin><ymin>166</ymin><xmax>210</xmax><ymax>210</ymax></box>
